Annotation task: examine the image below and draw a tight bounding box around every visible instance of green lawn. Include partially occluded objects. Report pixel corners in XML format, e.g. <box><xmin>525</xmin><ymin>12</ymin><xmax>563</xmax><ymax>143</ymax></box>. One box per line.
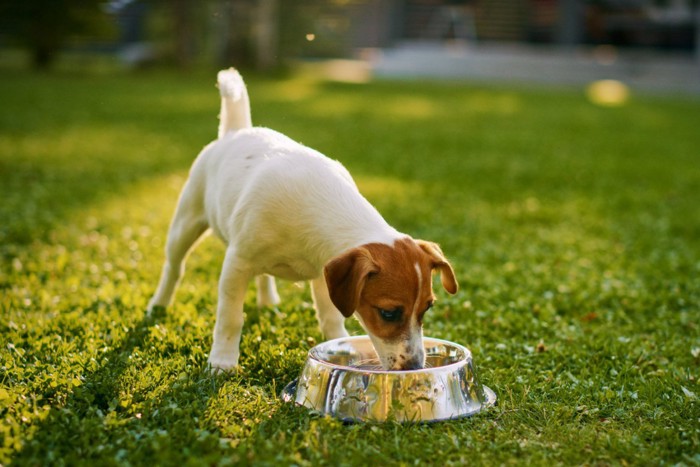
<box><xmin>1</xmin><ymin>68</ymin><xmax>699</xmax><ymax>466</ymax></box>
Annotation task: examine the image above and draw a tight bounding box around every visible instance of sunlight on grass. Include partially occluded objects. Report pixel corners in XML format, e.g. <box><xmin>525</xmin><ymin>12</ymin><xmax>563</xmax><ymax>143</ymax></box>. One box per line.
<box><xmin>306</xmin><ymin>93</ymin><xmax>365</xmax><ymax>118</ymax></box>
<box><xmin>1</xmin><ymin>124</ymin><xmax>187</xmax><ymax>165</ymax></box>
<box><xmin>259</xmin><ymin>76</ymin><xmax>521</xmax><ymax>122</ymax></box>
<box><xmin>0</xmin><ymin>124</ymin><xmax>194</xmax><ymax>248</ymax></box>
<box><xmin>259</xmin><ymin>76</ymin><xmax>321</xmax><ymax>103</ymax></box>
<box><xmin>150</xmin><ymin>91</ymin><xmax>218</xmax><ymax>114</ymax></box>
<box><xmin>302</xmin><ymin>86</ymin><xmax>518</xmax><ymax>121</ymax></box>
<box><xmin>381</xmin><ymin>96</ymin><xmax>438</xmax><ymax>120</ymax></box>
<box><xmin>462</xmin><ymin>92</ymin><xmax>522</xmax><ymax>115</ymax></box>
<box><xmin>355</xmin><ymin>175</ymin><xmax>422</xmax><ymax>202</ymax></box>
<box><xmin>307</xmin><ymin>93</ymin><xmax>441</xmax><ymax>120</ymax></box>
<box><xmin>2</xmin><ymin>171</ymin><xmax>185</xmax><ymax>310</ymax></box>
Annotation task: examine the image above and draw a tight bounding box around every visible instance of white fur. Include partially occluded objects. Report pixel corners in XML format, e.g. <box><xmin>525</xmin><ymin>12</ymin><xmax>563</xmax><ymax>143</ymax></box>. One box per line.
<box><xmin>217</xmin><ymin>69</ymin><xmax>251</xmax><ymax>138</ymax></box>
<box><xmin>148</xmin><ymin>68</ymin><xmax>405</xmax><ymax>371</ymax></box>
<box><xmin>414</xmin><ymin>262</ymin><xmax>422</xmax><ymax>286</ymax></box>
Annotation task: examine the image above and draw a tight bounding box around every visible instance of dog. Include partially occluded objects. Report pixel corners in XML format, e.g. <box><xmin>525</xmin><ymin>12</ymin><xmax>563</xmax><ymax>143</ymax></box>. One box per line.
<box><xmin>148</xmin><ymin>68</ymin><xmax>458</xmax><ymax>371</ymax></box>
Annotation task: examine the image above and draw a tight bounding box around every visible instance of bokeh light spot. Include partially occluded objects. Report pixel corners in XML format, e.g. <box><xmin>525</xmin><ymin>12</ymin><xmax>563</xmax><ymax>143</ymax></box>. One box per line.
<box><xmin>586</xmin><ymin>80</ymin><xmax>630</xmax><ymax>107</ymax></box>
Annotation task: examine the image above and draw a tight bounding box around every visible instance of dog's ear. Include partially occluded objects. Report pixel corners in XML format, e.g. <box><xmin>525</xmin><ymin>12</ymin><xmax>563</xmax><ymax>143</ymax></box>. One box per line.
<box><xmin>324</xmin><ymin>247</ymin><xmax>379</xmax><ymax>317</ymax></box>
<box><xmin>416</xmin><ymin>240</ymin><xmax>458</xmax><ymax>294</ymax></box>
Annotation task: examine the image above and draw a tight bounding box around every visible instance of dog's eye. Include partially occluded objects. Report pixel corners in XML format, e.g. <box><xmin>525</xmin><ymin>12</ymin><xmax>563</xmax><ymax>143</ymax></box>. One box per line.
<box><xmin>378</xmin><ymin>307</ymin><xmax>403</xmax><ymax>322</ymax></box>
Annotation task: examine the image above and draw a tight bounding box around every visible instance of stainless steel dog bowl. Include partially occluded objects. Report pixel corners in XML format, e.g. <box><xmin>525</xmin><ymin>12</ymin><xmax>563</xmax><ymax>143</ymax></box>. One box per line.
<box><xmin>281</xmin><ymin>336</ymin><xmax>496</xmax><ymax>422</ymax></box>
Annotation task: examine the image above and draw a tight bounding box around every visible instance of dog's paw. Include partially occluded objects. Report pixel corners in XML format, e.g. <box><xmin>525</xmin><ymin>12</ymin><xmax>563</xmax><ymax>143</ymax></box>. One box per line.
<box><xmin>209</xmin><ymin>365</ymin><xmax>241</xmax><ymax>377</ymax></box>
<box><xmin>208</xmin><ymin>360</ymin><xmax>240</xmax><ymax>375</ymax></box>
<box><xmin>208</xmin><ymin>351</ymin><xmax>240</xmax><ymax>375</ymax></box>
<box><xmin>146</xmin><ymin>303</ymin><xmax>167</xmax><ymax>320</ymax></box>
<box><xmin>146</xmin><ymin>295</ymin><xmax>167</xmax><ymax>311</ymax></box>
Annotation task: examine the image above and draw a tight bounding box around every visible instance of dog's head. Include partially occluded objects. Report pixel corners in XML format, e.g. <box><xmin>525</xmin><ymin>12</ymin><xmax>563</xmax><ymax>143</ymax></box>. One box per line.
<box><xmin>324</xmin><ymin>238</ymin><xmax>458</xmax><ymax>370</ymax></box>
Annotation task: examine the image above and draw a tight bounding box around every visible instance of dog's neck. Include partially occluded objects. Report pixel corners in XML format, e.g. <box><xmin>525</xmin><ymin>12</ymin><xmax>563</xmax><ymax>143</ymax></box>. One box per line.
<box><xmin>318</xmin><ymin>196</ymin><xmax>405</xmax><ymax>261</ymax></box>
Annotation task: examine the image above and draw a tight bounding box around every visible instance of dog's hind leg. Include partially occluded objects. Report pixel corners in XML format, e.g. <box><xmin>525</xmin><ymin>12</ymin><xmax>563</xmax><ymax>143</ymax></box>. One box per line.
<box><xmin>255</xmin><ymin>274</ymin><xmax>280</xmax><ymax>308</ymax></box>
<box><xmin>209</xmin><ymin>247</ymin><xmax>250</xmax><ymax>371</ymax></box>
<box><xmin>148</xmin><ymin>182</ymin><xmax>209</xmax><ymax>313</ymax></box>
<box><xmin>311</xmin><ymin>277</ymin><xmax>349</xmax><ymax>340</ymax></box>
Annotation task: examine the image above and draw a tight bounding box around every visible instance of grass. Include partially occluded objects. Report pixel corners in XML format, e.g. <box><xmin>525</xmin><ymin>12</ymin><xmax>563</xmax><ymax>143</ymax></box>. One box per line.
<box><xmin>1</xmin><ymin>67</ymin><xmax>699</xmax><ymax>466</ymax></box>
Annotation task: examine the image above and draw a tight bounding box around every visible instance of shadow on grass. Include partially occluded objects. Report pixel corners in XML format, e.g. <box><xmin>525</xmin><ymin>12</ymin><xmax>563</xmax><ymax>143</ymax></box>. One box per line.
<box><xmin>9</xmin><ymin>305</ymin><xmax>325</xmax><ymax>465</ymax></box>
<box><xmin>11</xmin><ymin>308</ymin><xmax>217</xmax><ymax>464</ymax></box>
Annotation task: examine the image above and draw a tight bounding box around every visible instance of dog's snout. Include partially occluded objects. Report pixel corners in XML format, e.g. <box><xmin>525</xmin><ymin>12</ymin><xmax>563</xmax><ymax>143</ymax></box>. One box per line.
<box><xmin>395</xmin><ymin>351</ymin><xmax>425</xmax><ymax>371</ymax></box>
<box><xmin>399</xmin><ymin>358</ymin><xmax>424</xmax><ymax>371</ymax></box>
<box><xmin>381</xmin><ymin>354</ymin><xmax>424</xmax><ymax>371</ymax></box>
<box><xmin>370</xmin><ymin>335</ymin><xmax>426</xmax><ymax>371</ymax></box>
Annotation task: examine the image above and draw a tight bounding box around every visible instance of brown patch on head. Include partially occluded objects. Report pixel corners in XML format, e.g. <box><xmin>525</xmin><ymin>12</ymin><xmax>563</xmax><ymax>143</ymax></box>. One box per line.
<box><xmin>324</xmin><ymin>237</ymin><xmax>458</xmax><ymax>343</ymax></box>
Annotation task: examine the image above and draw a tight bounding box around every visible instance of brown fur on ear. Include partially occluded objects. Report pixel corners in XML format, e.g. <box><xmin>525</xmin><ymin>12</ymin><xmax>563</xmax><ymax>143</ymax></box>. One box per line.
<box><xmin>416</xmin><ymin>240</ymin><xmax>458</xmax><ymax>294</ymax></box>
<box><xmin>324</xmin><ymin>247</ymin><xmax>380</xmax><ymax>317</ymax></box>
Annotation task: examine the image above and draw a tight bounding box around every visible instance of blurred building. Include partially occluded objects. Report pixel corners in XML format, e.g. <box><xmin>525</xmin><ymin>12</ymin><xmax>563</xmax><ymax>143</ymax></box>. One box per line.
<box><xmin>308</xmin><ymin>0</ymin><xmax>697</xmax><ymax>53</ymax></box>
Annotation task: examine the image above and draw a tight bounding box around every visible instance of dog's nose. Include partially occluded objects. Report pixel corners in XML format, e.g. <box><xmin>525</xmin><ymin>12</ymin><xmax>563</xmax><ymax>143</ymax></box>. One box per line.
<box><xmin>397</xmin><ymin>356</ymin><xmax>424</xmax><ymax>371</ymax></box>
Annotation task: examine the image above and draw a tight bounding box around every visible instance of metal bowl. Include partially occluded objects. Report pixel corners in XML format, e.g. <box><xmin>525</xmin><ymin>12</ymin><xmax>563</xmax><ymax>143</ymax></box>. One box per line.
<box><xmin>281</xmin><ymin>336</ymin><xmax>496</xmax><ymax>422</ymax></box>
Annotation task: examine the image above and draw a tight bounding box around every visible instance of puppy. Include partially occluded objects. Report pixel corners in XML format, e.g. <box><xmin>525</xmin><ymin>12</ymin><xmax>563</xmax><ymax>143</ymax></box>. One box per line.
<box><xmin>148</xmin><ymin>69</ymin><xmax>458</xmax><ymax>371</ymax></box>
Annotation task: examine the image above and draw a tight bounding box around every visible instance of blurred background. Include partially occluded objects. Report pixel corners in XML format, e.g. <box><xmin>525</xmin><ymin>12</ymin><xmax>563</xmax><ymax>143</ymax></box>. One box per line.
<box><xmin>0</xmin><ymin>0</ymin><xmax>698</xmax><ymax>92</ymax></box>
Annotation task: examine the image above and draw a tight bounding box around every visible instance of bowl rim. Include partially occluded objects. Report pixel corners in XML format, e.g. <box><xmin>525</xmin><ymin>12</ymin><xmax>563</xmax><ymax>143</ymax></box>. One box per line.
<box><xmin>306</xmin><ymin>335</ymin><xmax>472</xmax><ymax>375</ymax></box>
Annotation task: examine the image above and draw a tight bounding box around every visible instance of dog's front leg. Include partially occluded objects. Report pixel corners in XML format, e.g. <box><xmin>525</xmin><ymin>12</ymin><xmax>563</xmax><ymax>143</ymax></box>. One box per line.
<box><xmin>209</xmin><ymin>248</ymin><xmax>251</xmax><ymax>372</ymax></box>
<box><xmin>311</xmin><ymin>277</ymin><xmax>349</xmax><ymax>340</ymax></box>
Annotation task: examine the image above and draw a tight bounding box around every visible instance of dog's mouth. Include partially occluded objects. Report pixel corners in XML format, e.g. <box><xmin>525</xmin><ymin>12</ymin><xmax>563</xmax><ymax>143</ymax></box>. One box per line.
<box><xmin>392</xmin><ymin>356</ymin><xmax>425</xmax><ymax>371</ymax></box>
<box><xmin>357</xmin><ymin>322</ymin><xmax>426</xmax><ymax>371</ymax></box>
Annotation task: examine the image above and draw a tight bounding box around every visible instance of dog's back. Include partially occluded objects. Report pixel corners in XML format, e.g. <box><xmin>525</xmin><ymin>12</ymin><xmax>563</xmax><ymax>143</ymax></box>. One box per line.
<box><xmin>197</xmin><ymin>126</ymin><xmax>395</xmax><ymax>279</ymax></box>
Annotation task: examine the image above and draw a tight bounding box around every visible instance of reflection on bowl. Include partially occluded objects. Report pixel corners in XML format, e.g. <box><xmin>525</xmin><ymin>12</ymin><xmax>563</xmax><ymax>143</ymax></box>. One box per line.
<box><xmin>281</xmin><ymin>336</ymin><xmax>496</xmax><ymax>422</ymax></box>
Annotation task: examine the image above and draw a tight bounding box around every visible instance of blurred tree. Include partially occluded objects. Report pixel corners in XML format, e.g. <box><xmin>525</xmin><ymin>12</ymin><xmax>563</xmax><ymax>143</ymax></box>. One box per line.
<box><xmin>214</xmin><ymin>0</ymin><xmax>329</xmax><ymax>70</ymax></box>
<box><xmin>171</xmin><ymin>0</ymin><xmax>194</xmax><ymax>69</ymax></box>
<box><xmin>253</xmin><ymin>0</ymin><xmax>277</xmax><ymax>70</ymax></box>
<box><xmin>213</xmin><ymin>0</ymin><xmax>262</xmax><ymax>69</ymax></box>
<box><xmin>277</xmin><ymin>1</ymin><xmax>354</xmax><ymax>60</ymax></box>
<box><xmin>0</xmin><ymin>0</ymin><xmax>112</xmax><ymax>70</ymax></box>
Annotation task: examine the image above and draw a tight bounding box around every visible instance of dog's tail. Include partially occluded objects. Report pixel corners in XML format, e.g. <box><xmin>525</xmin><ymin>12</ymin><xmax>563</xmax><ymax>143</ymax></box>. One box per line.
<box><xmin>217</xmin><ymin>68</ymin><xmax>252</xmax><ymax>138</ymax></box>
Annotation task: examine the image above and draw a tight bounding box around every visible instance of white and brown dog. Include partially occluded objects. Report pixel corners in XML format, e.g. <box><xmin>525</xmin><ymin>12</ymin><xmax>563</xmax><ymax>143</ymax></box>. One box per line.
<box><xmin>148</xmin><ymin>69</ymin><xmax>458</xmax><ymax>371</ymax></box>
